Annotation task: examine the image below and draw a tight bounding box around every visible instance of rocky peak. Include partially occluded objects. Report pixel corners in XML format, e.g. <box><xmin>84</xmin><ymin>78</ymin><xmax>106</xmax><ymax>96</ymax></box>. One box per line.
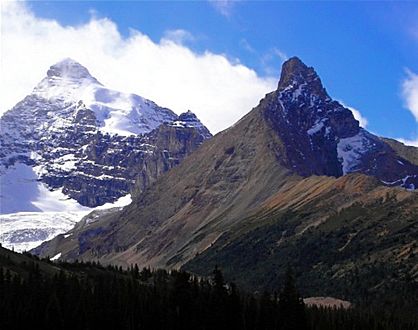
<box><xmin>178</xmin><ymin>110</ymin><xmax>199</xmax><ymax>122</ymax></box>
<box><xmin>277</xmin><ymin>56</ymin><xmax>329</xmax><ymax>101</ymax></box>
<box><xmin>170</xmin><ymin>110</ymin><xmax>212</xmax><ymax>139</ymax></box>
<box><xmin>261</xmin><ymin>57</ymin><xmax>418</xmax><ymax>189</ymax></box>
<box><xmin>271</xmin><ymin>57</ymin><xmax>359</xmax><ymax>141</ymax></box>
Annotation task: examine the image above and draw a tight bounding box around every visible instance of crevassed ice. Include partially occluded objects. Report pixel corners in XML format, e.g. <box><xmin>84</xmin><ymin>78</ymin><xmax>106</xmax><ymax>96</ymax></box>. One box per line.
<box><xmin>0</xmin><ymin>164</ymin><xmax>132</xmax><ymax>252</ymax></box>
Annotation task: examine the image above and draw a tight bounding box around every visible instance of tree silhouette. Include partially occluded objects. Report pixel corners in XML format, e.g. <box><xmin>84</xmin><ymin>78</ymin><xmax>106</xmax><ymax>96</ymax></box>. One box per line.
<box><xmin>278</xmin><ymin>267</ymin><xmax>308</xmax><ymax>330</ymax></box>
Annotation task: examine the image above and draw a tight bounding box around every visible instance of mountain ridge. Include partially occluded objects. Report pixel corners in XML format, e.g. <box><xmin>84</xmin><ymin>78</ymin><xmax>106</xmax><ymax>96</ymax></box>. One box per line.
<box><xmin>34</xmin><ymin>57</ymin><xmax>418</xmax><ymax>276</ymax></box>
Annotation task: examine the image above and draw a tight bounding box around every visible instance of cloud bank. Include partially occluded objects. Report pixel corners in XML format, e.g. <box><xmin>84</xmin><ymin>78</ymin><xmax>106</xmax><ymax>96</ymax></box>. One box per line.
<box><xmin>0</xmin><ymin>1</ymin><xmax>275</xmax><ymax>133</ymax></box>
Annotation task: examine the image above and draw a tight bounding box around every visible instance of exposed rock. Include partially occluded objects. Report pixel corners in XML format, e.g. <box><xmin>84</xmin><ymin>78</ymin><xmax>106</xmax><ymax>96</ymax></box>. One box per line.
<box><xmin>0</xmin><ymin>59</ymin><xmax>212</xmax><ymax>208</ymax></box>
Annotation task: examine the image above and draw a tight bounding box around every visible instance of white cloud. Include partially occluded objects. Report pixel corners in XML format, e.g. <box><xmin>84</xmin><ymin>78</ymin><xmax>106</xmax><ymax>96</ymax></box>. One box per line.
<box><xmin>0</xmin><ymin>1</ymin><xmax>276</xmax><ymax>134</ymax></box>
<box><xmin>401</xmin><ymin>69</ymin><xmax>418</xmax><ymax>122</ymax></box>
<box><xmin>349</xmin><ymin>107</ymin><xmax>368</xmax><ymax>128</ymax></box>
<box><xmin>397</xmin><ymin>69</ymin><xmax>418</xmax><ymax>147</ymax></box>
<box><xmin>271</xmin><ymin>48</ymin><xmax>288</xmax><ymax>63</ymax></box>
<box><xmin>396</xmin><ymin>137</ymin><xmax>418</xmax><ymax>147</ymax></box>
<box><xmin>338</xmin><ymin>101</ymin><xmax>368</xmax><ymax>128</ymax></box>
<box><xmin>162</xmin><ymin>29</ymin><xmax>195</xmax><ymax>45</ymax></box>
<box><xmin>239</xmin><ymin>38</ymin><xmax>256</xmax><ymax>53</ymax></box>
<box><xmin>260</xmin><ymin>47</ymin><xmax>288</xmax><ymax>76</ymax></box>
<box><xmin>208</xmin><ymin>0</ymin><xmax>238</xmax><ymax>17</ymax></box>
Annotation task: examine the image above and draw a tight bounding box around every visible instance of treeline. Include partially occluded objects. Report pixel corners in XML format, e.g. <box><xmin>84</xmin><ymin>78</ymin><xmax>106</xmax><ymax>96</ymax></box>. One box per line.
<box><xmin>0</xmin><ymin>258</ymin><xmax>416</xmax><ymax>330</ymax></box>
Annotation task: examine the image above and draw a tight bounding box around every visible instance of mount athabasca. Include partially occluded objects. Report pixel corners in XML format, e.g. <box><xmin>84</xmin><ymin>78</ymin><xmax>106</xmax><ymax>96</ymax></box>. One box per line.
<box><xmin>0</xmin><ymin>58</ymin><xmax>212</xmax><ymax>252</ymax></box>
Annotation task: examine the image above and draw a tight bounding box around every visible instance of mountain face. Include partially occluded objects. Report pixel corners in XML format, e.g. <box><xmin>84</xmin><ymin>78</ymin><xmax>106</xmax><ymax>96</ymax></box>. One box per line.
<box><xmin>34</xmin><ymin>57</ymin><xmax>417</xmax><ymax>306</ymax></box>
<box><xmin>264</xmin><ymin>57</ymin><xmax>417</xmax><ymax>187</ymax></box>
<box><xmin>0</xmin><ymin>58</ymin><xmax>212</xmax><ymax>210</ymax></box>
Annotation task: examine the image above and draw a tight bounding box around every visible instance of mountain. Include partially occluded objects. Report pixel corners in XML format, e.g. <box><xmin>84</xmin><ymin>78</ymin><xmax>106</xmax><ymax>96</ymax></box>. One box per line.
<box><xmin>265</xmin><ymin>57</ymin><xmax>417</xmax><ymax>187</ymax></box>
<box><xmin>34</xmin><ymin>58</ymin><xmax>418</xmax><ymax>278</ymax></box>
<box><xmin>0</xmin><ymin>58</ymin><xmax>212</xmax><ymax>208</ymax></box>
<box><xmin>0</xmin><ymin>58</ymin><xmax>211</xmax><ymax>251</ymax></box>
<box><xmin>34</xmin><ymin>57</ymin><xmax>417</xmax><ymax>306</ymax></box>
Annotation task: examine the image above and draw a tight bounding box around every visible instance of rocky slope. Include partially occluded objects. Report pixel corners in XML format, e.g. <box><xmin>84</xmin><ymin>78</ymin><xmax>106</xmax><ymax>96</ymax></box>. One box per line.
<box><xmin>34</xmin><ymin>56</ymin><xmax>418</xmax><ymax>281</ymax></box>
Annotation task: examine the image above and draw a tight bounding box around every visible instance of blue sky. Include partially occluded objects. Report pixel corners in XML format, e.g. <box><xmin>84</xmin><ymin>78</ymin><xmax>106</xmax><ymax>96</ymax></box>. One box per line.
<box><xmin>2</xmin><ymin>1</ymin><xmax>418</xmax><ymax>143</ymax></box>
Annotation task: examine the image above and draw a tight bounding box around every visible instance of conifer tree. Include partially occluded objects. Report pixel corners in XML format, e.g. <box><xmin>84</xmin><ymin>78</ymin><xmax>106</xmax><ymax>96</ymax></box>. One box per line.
<box><xmin>278</xmin><ymin>267</ymin><xmax>308</xmax><ymax>330</ymax></box>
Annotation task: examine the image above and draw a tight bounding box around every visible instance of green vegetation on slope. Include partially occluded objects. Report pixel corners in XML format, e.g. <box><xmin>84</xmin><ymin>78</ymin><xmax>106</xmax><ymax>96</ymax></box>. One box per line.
<box><xmin>184</xmin><ymin>194</ymin><xmax>418</xmax><ymax>321</ymax></box>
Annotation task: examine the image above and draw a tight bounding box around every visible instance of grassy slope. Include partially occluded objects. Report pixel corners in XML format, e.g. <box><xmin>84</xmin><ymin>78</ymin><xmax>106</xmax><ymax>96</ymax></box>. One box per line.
<box><xmin>381</xmin><ymin>138</ymin><xmax>418</xmax><ymax>166</ymax></box>
<box><xmin>184</xmin><ymin>174</ymin><xmax>418</xmax><ymax>313</ymax></box>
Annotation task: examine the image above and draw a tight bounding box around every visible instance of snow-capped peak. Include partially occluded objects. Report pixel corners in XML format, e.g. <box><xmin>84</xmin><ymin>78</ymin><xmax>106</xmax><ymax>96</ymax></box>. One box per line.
<box><xmin>25</xmin><ymin>58</ymin><xmax>178</xmax><ymax>136</ymax></box>
<box><xmin>32</xmin><ymin>59</ymin><xmax>101</xmax><ymax>102</ymax></box>
<box><xmin>0</xmin><ymin>58</ymin><xmax>212</xmax><ymax>253</ymax></box>
<box><xmin>46</xmin><ymin>58</ymin><xmax>99</xmax><ymax>82</ymax></box>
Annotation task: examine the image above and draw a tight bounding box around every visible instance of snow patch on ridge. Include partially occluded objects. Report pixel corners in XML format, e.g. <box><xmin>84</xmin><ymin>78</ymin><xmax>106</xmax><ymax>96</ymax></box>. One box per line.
<box><xmin>337</xmin><ymin>130</ymin><xmax>370</xmax><ymax>174</ymax></box>
<box><xmin>168</xmin><ymin>110</ymin><xmax>212</xmax><ymax>139</ymax></box>
<box><xmin>307</xmin><ymin>118</ymin><xmax>328</xmax><ymax>136</ymax></box>
<box><xmin>51</xmin><ymin>253</ymin><xmax>61</xmax><ymax>261</ymax></box>
<box><xmin>381</xmin><ymin>175</ymin><xmax>417</xmax><ymax>191</ymax></box>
